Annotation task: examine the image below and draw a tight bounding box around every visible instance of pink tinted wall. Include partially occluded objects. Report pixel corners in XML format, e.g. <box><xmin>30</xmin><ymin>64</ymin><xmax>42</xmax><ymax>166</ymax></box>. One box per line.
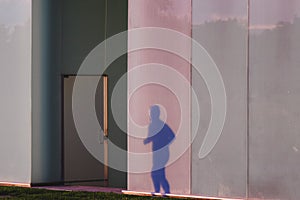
<box><xmin>128</xmin><ymin>0</ymin><xmax>191</xmax><ymax>194</ymax></box>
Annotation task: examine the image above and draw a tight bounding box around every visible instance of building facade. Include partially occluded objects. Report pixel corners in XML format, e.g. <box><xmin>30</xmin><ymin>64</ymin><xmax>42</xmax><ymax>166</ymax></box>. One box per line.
<box><xmin>1</xmin><ymin>0</ymin><xmax>300</xmax><ymax>199</ymax></box>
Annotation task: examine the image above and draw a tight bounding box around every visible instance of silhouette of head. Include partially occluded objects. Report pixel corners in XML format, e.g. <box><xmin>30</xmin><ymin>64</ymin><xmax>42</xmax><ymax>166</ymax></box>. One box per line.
<box><xmin>150</xmin><ymin>105</ymin><xmax>160</xmax><ymax>120</ymax></box>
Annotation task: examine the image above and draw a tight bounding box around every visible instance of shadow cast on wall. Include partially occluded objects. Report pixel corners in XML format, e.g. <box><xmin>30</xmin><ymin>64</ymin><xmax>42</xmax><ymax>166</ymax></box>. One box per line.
<box><xmin>144</xmin><ymin>105</ymin><xmax>175</xmax><ymax>194</ymax></box>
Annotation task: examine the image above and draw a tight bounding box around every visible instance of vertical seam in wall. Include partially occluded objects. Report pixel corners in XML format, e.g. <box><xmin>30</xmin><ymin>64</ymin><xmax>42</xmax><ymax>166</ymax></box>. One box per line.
<box><xmin>190</xmin><ymin>0</ymin><xmax>193</xmax><ymax>195</ymax></box>
<box><xmin>125</xmin><ymin>0</ymin><xmax>129</xmax><ymax>187</ymax></box>
<box><xmin>127</xmin><ymin>0</ymin><xmax>130</xmax><ymax>190</ymax></box>
<box><xmin>246</xmin><ymin>0</ymin><xmax>250</xmax><ymax>199</ymax></box>
<box><xmin>104</xmin><ymin>0</ymin><xmax>108</xmax><ymax>70</ymax></box>
<box><xmin>59</xmin><ymin>0</ymin><xmax>64</xmax><ymax>182</ymax></box>
<box><xmin>61</xmin><ymin>76</ymin><xmax>64</xmax><ymax>182</ymax></box>
<box><xmin>61</xmin><ymin>0</ymin><xmax>64</xmax><ymax>74</ymax></box>
<box><xmin>30</xmin><ymin>0</ymin><xmax>33</xmax><ymax>184</ymax></box>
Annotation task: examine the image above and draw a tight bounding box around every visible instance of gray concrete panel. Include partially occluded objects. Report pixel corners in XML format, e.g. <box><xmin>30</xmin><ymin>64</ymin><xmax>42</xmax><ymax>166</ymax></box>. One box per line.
<box><xmin>191</xmin><ymin>1</ymin><xmax>248</xmax><ymax>198</ymax></box>
<box><xmin>61</xmin><ymin>0</ymin><xmax>106</xmax><ymax>75</ymax></box>
<box><xmin>32</xmin><ymin>0</ymin><xmax>62</xmax><ymax>183</ymax></box>
<box><xmin>249</xmin><ymin>1</ymin><xmax>300</xmax><ymax>199</ymax></box>
<box><xmin>106</xmin><ymin>0</ymin><xmax>128</xmax><ymax>188</ymax></box>
<box><xmin>0</xmin><ymin>0</ymin><xmax>32</xmax><ymax>184</ymax></box>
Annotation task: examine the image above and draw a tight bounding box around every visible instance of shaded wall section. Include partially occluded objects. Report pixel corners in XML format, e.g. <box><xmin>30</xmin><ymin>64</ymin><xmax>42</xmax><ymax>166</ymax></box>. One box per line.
<box><xmin>191</xmin><ymin>0</ymin><xmax>248</xmax><ymax>198</ymax></box>
<box><xmin>32</xmin><ymin>0</ymin><xmax>127</xmax><ymax>186</ymax></box>
<box><xmin>128</xmin><ymin>0</ymin><xmax>191</xmax><ymax>194</ymax></box>
<box><xmin>105</xmin><ymin>0</ymin><xmax>128</xmax><ymax>188</ymax></box>
<box><xmin>61</xmin><ymin>0</ymin><xmax>106</xmax><ymax>75</ymax></box>
<box><xmin>0</xmin><ymin>0</ymin><xmax>32</xmax><ymax>184</ymax></box>
<box><xmin>61</xmin><ymin>0</ymin><xmax>127</xmax><ymax>188</ymax></box>
<box><xmin>32</xmin><ymin>0</ymin><xmax>62</xmax><ymax>183</ymax></box>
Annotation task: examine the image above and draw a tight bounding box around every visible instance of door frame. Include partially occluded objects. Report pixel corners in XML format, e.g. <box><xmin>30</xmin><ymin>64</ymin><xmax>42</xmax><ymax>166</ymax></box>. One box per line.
<box><xmin>61</xmin><ymin>74</ymin><xmax>109</xmax><ymax>185</ymax></box>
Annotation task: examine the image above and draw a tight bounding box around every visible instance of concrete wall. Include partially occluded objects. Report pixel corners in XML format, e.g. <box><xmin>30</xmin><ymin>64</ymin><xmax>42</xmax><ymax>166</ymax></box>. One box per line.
<box><xmin>249</xmin><ymin>1</ymin><xmax>300</xmax><ymax>199</ymax></box>
<box><xmin>191</xmin><ymin>1</ymin><xmax>248</xmax><ymax>198</ymax></box>
<box><xmin>32</xmin><ymin>0</ymin><xmax>62</xmax><ymax>183</ymax></box>
<box><xmin>105</xmin><ymin>0</ymin><xmax>128</xmax><ymax>188</ymax></box>
<box><xmin>61</xmin><ymin>0</ymin><xmax>106</xmax><ymax>75</ymax></box>
<box><xmin>0</xmin><ymin>0</ymin><xmax>32</xmax><ymax>184</ymax></box>
<box><xmin>128</xmin><ymin>0</ymin><xmax>191</xmax><ymax>194</ymax></box>
<box><xmin>2</xmin><ymin>1</ymin><xmax>299</xmax><ymax>198</ymax></box>
<box><xmin>191</xmin><ymin>0</ymin><xmax>300</xmax><ymax>199</ymax></box>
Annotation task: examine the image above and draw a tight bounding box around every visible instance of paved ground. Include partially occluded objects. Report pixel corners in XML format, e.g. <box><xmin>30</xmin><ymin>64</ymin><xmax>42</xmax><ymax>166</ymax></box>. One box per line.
<box><xmin>34</xmin><ymin>185</ymin><xmax>123</xmax><ymax>194</ymax></box>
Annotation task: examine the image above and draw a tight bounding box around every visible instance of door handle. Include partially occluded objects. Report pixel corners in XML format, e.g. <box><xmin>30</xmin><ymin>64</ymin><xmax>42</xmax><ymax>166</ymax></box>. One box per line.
<box><xmin>103</xmin><ymin>75</ymin><xmax>108</xmax><ymax>137</ymax></box>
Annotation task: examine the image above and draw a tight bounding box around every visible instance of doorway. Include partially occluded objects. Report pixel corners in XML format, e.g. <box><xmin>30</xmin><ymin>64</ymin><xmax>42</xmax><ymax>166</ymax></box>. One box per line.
<box><xmin>63</xmin><ymin>76</ymin><xmax>108</xmax><ymax>186</ymax></box>
<box><xmin>62</xmin><ymin>75</ymin><xmax>127</xmax><ymax>188</ymax></box>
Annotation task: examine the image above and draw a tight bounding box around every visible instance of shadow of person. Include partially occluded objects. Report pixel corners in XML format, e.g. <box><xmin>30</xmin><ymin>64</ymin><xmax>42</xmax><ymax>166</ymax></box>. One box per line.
<box><xmin>144</xmin><ymin>105</ymin><xmax>175</xmax><ymax>194</ymax></box>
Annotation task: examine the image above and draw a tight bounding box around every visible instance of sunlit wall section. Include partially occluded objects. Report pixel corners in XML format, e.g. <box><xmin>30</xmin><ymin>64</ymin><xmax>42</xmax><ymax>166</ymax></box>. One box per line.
<box><xmin>191</xmin><ymin>0</ymin><xmax>248</xmax><ymax>198</ymax></box>
<box><xmin>249</xmin><ymin>1</ymin><xmax>300</xmax><ymax>199</ymax></box>
<box><xmin>0</xmin><ymin>0</ymin><xmax>31</xmax><ymax>184</ymax></box>
<box><xmin>128</xmin><ymin>0</ymin><xmax>192</xmax><ymax>194</ymax></box>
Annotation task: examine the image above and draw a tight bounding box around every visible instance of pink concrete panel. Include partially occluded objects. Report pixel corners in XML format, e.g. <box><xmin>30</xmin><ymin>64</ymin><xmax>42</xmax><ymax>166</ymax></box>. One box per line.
<box><xmin>128</xmin><ymin>0</ymin><xmax>191</xmax><ymax>194</ymax></box>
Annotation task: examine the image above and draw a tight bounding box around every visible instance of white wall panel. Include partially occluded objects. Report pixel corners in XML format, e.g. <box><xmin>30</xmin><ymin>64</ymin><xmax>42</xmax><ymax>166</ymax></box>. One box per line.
<box><xmin>0</xmin><ymin>0</ymin><xmax>31</xmax><ymax>184</ymax></box>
